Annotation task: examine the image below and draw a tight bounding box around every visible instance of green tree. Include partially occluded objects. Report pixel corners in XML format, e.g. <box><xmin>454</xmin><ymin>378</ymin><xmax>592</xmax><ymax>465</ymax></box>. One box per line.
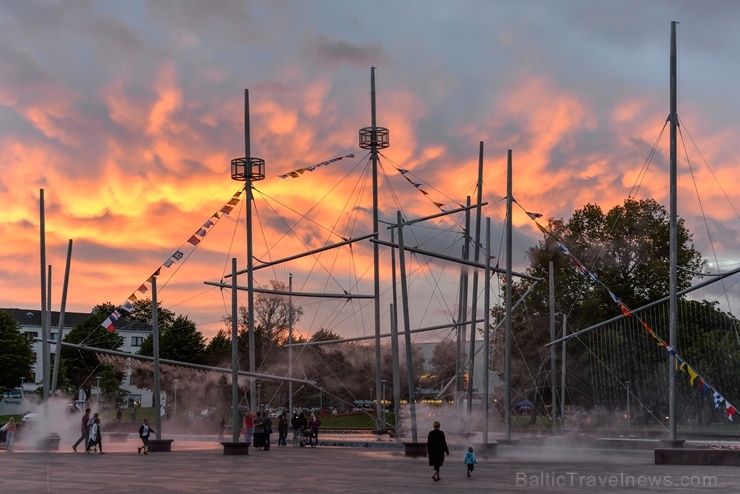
<box><xmin>60</xmin><ymin>303</ymin><xmax>125</xmax><ymax>400</ymax></box>
<box><xmin>497</xmin><ymin>198</ymin><xmax>705</xmax><ymax>408</ymax></box>
<box><xmin>138</xmin><ymin>315</ymin><xmax>206</xmax><ymax>363</ymax></box>
<box><xmin>0</xmin><ymin>310</ymin><xmax>34</xmax><ymax>392</ymax></box>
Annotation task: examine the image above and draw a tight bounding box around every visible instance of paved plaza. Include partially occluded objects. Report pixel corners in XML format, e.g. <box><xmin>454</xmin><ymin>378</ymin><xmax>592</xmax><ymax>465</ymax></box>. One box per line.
<box><xmin>1</xmin><ymin>435</ymin><xmax>736</xmax><ymax>493</ymax></box>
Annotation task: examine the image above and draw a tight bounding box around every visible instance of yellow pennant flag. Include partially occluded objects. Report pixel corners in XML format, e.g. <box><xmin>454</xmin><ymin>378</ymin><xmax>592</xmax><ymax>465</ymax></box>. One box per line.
<box><xmin>688</xmin><ymin>367</ymin><xmax>698</xmax><ymax>385</ymax></box>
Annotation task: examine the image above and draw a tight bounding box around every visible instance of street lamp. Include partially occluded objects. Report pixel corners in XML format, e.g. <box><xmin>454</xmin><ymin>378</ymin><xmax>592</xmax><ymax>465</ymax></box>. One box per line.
<box><xmin>625</xmin><ymin>380</ymin><xmax>631</xmax><ymax>434</ymax></box>
<box><xmin>257</xmin><ymin>381</ymin><xmax>262</xmax><ymax>411</ymax></box>
<box><xmin>173</xmin><ymin>379</ymin><xmax>179</xmax><ymax>422</ymax></box>
<box><xmin>95</xmin><ymin>376</ymin><xmax>102</xmax><ymax>402</ymax></box>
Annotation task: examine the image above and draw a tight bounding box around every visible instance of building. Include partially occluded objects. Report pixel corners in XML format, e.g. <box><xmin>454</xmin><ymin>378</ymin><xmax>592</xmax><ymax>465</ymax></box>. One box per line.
<box><xmin>2</xmin><ymin>307</ymin><xmax>154</xmax><ymax>407</ymax></box>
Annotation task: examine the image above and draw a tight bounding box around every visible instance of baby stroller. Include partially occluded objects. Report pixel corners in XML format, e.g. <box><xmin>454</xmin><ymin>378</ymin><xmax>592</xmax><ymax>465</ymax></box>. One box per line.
<box><xmin>299</xmin><ymin>426</ymin><xmax>310</xmax><ymax>447</ymax></box>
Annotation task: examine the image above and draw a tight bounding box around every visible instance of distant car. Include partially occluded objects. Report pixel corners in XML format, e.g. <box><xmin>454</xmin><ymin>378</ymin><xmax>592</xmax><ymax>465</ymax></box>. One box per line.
<box><xmin>22</xmin><ymin>412</ymin><xmax>38</xmax><ymax>423</ymax></box>
<box><xmin>269</xmin><ymin>407</ymin><xmax>285</xmax><ymax>419</ymax></box>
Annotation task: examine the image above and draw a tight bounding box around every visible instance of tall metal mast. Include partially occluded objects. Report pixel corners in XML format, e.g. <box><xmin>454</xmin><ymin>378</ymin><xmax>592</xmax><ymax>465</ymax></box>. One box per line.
<box><xmin>231</xmin><ymin>89</ymin><xmax>266</xmax><ymax>413</ymax></box>
<box><xmin>668</xmin><ymin>20</ymin><xmax>679</xmax><ymax>442</ymax></box>
<box><xmin>358</xmin><ymin>67</ymin><xmax>389</xmax><ymax>430</ymax></box>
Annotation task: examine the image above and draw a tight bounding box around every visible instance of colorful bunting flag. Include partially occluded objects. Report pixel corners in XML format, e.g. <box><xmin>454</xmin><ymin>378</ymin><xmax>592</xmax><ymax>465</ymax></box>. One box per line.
<box><xmin>187</xmin><ymin>235</ymin><xmax>201</xmax><ymax>245</ymax></box>
<box><xmin>714</xmin><ymin>392</ymin><xmax>725</xmax><ymax>409</ymax></box>
<box><xmin>172</xmin><ymin>251</ymin><xmax>184</xmax><ymax>260</ymax></box>
<box><xmin>526</xmin><ymin>211</ymin><xmax>542</xmax><ymax>220</ymax></box>
<box><xmin>163</xmin><ymin>259</ymin><xmax>174</xmax><ymax>268</ymax></box>
<box><xmin>120</xmin><ymin>300</ymin><xmax>134</xmax><ymax>313</ymax></box>
<box><xmin>137</xmin><ymin>284</ymin><xmax>148</xmax><ymax>294</ymax></box>
<box><xmin>699</xmin><ymin>379</ymin><xmax>711</xmax><ymax>397</ymax></box>
<box><xmin>100</xmin><ymin>317</ymin><xmax>115</xmax><ymax>333</ymax></box>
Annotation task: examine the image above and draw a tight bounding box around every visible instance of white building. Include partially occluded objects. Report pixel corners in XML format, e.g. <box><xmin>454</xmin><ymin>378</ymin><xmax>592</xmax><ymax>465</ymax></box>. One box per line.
<box><xmin>3</xmin><ymin>307</ymin><xmax>154</xmax><ymax>407</ymax></box>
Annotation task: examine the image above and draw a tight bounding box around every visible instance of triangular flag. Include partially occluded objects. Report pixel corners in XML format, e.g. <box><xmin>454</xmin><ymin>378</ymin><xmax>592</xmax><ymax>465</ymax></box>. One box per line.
<box><xmin>100</xmin><ymin>317</ymin><xmax>114</xmax><ymax>333</ymax></box>
<box><xmin>152</xmin><ymin>268</ymin><xmax>161</xmax><ymax>276</ymax></box>
<box><xmin>619</xmin><ymin>303</ymin><xmax>632</xmax><ymax>317</ymax></box>
<box><xmin>687</xmin><ymin>367</ymin><xmax>698</xmax><ymax>385</ymax></box>
<box><xmin>535</xmin><ymin>222</ymin><xmax>549</xmax><ymax>235</ymax></box>
<box><xmin>727</xmin><ymin>402</ymin><xmax>736</xmax><ymax>421</ymax></box>
<box><xmin>714</xmin><ymin>391</ymin><xmax>724</xmax><ymax>409</ymax></box>
<box><xmin>526</xmin><ymin>211</ymin><xmax>542</xmax><ymax>220</ymax></box>
<box><xmin>128</xmin><ymin>293</ymin><xmax>138</xmax><ymax>302</ymax></box>
<box><xmin>698</xmin><ymin>379</ymin><xmax>710</xmax><ymax>397</ymax></box>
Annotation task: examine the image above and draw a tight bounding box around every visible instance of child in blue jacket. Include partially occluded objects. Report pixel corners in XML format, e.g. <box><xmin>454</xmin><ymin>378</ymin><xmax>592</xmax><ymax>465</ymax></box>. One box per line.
<box><xmin>464</xmin><ymin>446</ymin><xmax>477</xmax><ymax>477</ymax></box>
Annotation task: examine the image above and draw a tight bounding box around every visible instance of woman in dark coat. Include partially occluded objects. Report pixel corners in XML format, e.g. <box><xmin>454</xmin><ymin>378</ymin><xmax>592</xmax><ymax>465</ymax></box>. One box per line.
<box><xmin>427</xmin><ymin>421</ymin><xmax>449</xmax><ymax>481</ymax></box>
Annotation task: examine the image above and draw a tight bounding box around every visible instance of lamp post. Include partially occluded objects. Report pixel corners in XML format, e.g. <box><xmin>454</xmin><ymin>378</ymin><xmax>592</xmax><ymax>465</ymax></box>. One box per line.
<box><xmin>257</xmin><ymin>381</ymin><xmax>262</xmax><ymax>412</ymax></box>
<box><xmin>625</xmin><ymin>380</ymin><xmax>631</xmax><ymax>434</ymax></box>
<box><xmin>381</xmin><ymin>380</ymin><xmax>387</xmax><ymax>425</ymax></box>
<box><xmin>173</xmin><ymin>379</ymin><xmax>179</xmax><ymax>422</ymax></box>
<box><xmin>95</xmin><ymin>376</ymin><xmax>102</xmax><ymax>403</ymax></box>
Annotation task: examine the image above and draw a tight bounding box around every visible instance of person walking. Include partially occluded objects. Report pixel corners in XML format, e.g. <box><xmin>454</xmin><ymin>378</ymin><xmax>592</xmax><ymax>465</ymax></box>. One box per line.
<box><xmin>262</xmin><ymin>413</ymin><xmax>272</xmax><ymax>451</ymax></box>
<box><xmin>130</xmin><ymin>405</ymin><xmax>137</xmax><ymax>423</ymax></box>
<box><xmin>72</xmin><ymin>408</ymin><xmax>90</xmax><ymax>452</ymax></box>
<box><xmin>464</xmin><ymin>446</ymin><xmax>477</xmax><ymax>477</ymax></box>
<box><xmin>1</xmin><ymin>417</ymin><xmax>16</xmax><ymax>452</ymax></box>
<box><xmin>86</xmin><ymin>412</ymin><xmax>100</xmax><ymax>452</ymax></box>
<box><xmin>87</xmin><ymin>417</ymin><xmax>104</xmax><ymax>454</ymax></box>
<box><xmin>290</xmin><ymin>411</ymin><xmax>300</xmax><ymax>446</ymax></box>
<box><xmin>243</xmin><ymin>412</ymin><xmax>255</xmax><ymax>444</ymax></box>
<box><xmin>218</xmin><ymin>415</ymin><xmax>226</xmax><ymax>442</ymax></box>
<box><xmin>138</xmin><ymin>417</ymin><xmax>155</xmax><ymax>455</ymax></box>
<box><xmin>252</xmin><ymin>411</ymin><xmax>265</xmax><ymax>450</ymax></box>
<box><xmin>307</xmin><ymin>413</ymin><xmax>321</xmax><ymax>448</ymax></box>
<box><xmin>277</xmin><ymin>413</ymin><xmax>288</xmax><ymax>446</ymax></box>
<box><xmin>427</xmin><ymin>421</ymin><xmax>449</xmax><ymax>481</ymax></box>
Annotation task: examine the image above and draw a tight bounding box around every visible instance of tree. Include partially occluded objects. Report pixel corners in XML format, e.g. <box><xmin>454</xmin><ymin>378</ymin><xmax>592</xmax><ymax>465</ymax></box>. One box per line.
<box><xmin>496</xmin><ymin>198</ymin><xmax>705</xmax><ymax>408</ymax></box>
<box><xmin>138</xmin><ymin>315</ymin><xmax>206</xmax><ymax>364</ymax></box>
<box><xmin>127</xmin><ymin>299</ymin><xmax>176</xmax><ymax>330</ymax></box>
<box><xmin>60</xmin><ymin>303</ymin><xmax>125</xmax><ymax>400</ymax></box>
<box><xmin>428</xmin><ymin>338</ymin><xmax>463</xmax><ymax>399</ymax></box>
<box><xmin>0</xmin><ymin>310</ymin><xmax>34</xmax><ymax>392</ymax></box>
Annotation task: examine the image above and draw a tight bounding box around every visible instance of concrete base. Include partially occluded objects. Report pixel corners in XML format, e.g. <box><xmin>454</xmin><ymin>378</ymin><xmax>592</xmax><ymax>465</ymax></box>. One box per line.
<box><xmin>660</xmin><ymin>439</ymin><xmax>686</xmax><ymax>448</ymax></box>
<box><xmin>402</xmin><ymin>442</ymin><xmax>427</xmax><ymax>458</ymax></box>
<box><xmin>147</xmin><ymin>439</ymin><xmax>174</xmax><ymax>452</ymax></box>
<box><xmin>104</xmin><ymin>433</ymin><xmax>129</xmax><ymax>443</ymax></box>
<box><xmin>473</xmin><ymin>442</ymin><xmax>498</xmax><ymax>459</ymax></box>
<box><xmin>222</xmin><ymin>442</ymin><xmax>250</xmax><ymax>455</ymax></box>
<box><xmin>37</xmin><ymin>433</ymin><xmax>61</xmax><ymax>451</ymax></box>
<box><xmin>655</xmin><ymin>448</ymin><xmax>740</xmax><ymax>466</ymax></box>
<box><xmin>497</xmin><ymin>438</ymin><xmax>520</xmax><ymax>445</ymax></box>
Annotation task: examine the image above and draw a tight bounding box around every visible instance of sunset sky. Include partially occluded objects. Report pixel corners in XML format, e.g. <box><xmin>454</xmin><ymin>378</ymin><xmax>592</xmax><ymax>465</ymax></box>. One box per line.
<box><xmin>3</xmin><ymin>1</ymin><xmax>740</xmax><ymax>343</ymax></box>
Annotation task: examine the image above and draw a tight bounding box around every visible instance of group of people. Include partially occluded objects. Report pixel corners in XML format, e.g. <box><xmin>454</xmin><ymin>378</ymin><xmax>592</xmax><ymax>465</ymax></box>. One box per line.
<box><xmin>69</xmin><ymin>407</ymin><xmax>154</xmax><ymax>456</ymax></box>
<box><xmin>240</xmin><ymin>410</ymin><xmax>321</xmax><ymax>450</ymax></box>
<box><xmin>426</xmin><ymin>420</ymin><xmax>478</xmax><ymax>481</ymax></box>
<box><xmin>291</xmin><ymin>411</ymin><xmax>321</xmax><ymax>447</ymax></box>
<box><xmin>242</xmin><ymin>410</ymin><xmax>272</xmax><ymax>450</ymax></box>
<box><xmin>72</xmin><ymin>408</ymin><xmax>104</xmax><ymax>454</ymax></box>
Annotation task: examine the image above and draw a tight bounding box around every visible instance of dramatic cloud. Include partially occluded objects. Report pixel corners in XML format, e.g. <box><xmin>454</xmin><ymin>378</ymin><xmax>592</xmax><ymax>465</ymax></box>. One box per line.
<box><xmin>2</xmin><ymin>1</ymin><xmax>740</xmax><ymax>342</ymax></box>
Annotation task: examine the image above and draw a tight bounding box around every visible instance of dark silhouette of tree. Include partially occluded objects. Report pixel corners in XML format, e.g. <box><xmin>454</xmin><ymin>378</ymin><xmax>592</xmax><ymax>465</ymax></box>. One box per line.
<box><xmin>495</xmin><ymin>198</ymin><xmax>705</xmax><ymax>408</ymax></box>
<box><xmin>60</xmin><ymin>303</ymin><xmax>125</xmax><ymax>400</ymax></box>
<box><xmin>0</xmin><ymin>310</ymin><xmax>34</xmax><ymax>392</ymax></box>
